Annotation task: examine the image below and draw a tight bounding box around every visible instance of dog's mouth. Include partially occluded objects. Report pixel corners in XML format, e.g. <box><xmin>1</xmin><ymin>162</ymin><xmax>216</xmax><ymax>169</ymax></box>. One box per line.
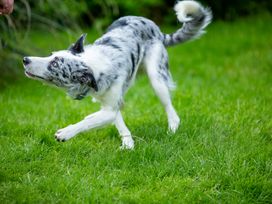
<box><xmin>25</xmin><ymin>71</ymin><xmax>45</xmax><ymax>80</ymax></box>
<box><xmin>25</xmin><ymin>71</ymin><xmax>64</xmax><ymax>88</ymax></box>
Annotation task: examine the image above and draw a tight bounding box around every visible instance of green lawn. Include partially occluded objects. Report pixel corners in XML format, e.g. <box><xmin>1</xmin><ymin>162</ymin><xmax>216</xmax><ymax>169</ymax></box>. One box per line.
<box><xmin>0</xmin><ymin>15</ymin><xmax>272</xmax><ymax>203</ymax></box>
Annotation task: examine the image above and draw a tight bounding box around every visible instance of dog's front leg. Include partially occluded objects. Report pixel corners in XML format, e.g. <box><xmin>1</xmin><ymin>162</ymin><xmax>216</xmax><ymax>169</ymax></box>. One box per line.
<box><xmin>55</xmin><ymin>109</ymin><xmax>117</xmax><ymax>142</ymax></box>
<box><xmin>115</xmin><ymin>111</ymin><xmax>134</xmax><ymax>150</ymax></box>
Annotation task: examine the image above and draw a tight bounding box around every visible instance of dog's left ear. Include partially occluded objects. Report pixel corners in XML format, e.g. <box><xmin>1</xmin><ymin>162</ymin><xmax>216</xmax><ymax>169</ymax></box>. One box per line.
<box><xmin>69</xmin><ymin>33</ymin><xmax>87</xmax><ymax>54</ymax></box>
<box><xmin>71</xmin><ymin>69</ymin><xmax>98</xmax><ymax>92</ymax></box>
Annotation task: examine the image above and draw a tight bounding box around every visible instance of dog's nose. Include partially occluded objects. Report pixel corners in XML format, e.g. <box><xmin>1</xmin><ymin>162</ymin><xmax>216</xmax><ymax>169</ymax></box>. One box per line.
<box><xmin>23</xmin><ymin>57</ymin><xmax>31</xmax><ymax>65</ymax></box>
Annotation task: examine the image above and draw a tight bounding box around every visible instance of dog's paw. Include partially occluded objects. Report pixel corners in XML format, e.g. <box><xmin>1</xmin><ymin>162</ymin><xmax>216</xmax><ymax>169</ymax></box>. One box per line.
<box><xmin>120</xmin><ymin>136</ymin><xmax>134</xmax><ymax>150</ymax></box>
<box><xmin>168</xmin><ymin>115</ymin><xmax>180</xmax><ymax>134</ymax></box>
<box><xmin>55</xmin><ymin>125</ymin><xmax>77</xmax><ymax>142</ymax></box>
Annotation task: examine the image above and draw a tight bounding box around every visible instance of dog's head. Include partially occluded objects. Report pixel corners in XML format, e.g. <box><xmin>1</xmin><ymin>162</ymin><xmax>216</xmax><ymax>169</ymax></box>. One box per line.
<box><xmin>23</xmin><ymin>34</ymin><xmax>98</xmax><ymax>99</ymax></box>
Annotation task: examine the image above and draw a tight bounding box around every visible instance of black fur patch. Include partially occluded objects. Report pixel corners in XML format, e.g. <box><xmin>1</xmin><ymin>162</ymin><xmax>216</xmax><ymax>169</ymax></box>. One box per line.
<box><xmin>69</xmin><ymin>34</ymin><xmax>86</xmax><ymax>54</ymax></box>
<box><xmin>170</xmin><ymin>34</ymin><xmax>174</xmax><ymax>43</ymax></box>
<box><xmin>136</xmin><ymin>43</ymin><xmax>140</xmax><ymax>64</ymax></box>
<box><xmin>71</xmin><ymin>69</ymin><xmax>98</xmax><ymax>92</ymax></box>
<box><xmin>140</xmin><ymin>20</ymin><xmax>146</xmax><ymax>25</ymax></box>
<box><xmin>140</xmin><ymin>31</ymin><xmax>145</xmax><ymax>39</ymax></box>
<box><xmin>106</xmin><ymin>19</ymin><xmax>128</xmax><ymax>32</ymax></box>
<box><xmin>175</xmin><ymin>35</ymin><xmax>182</xmax><ymax>42</ymax></box>
<box><xmin>151</xmin><ymin>28</ymin><xmax>155</xmax><ymax>36</ymax></box>
<box><xmin>95</xmin><ymin>37</ymin><xmax>122</xmax><ymax>51</ymax></box>
<box><xmin>68</xmin><ymin>64</ymin><xmax>72</xmax><ymax>72</ymax></box>
<box><xmin>74</xmin><ymin>88</ymin><xmax>90</xmax><ymax>100</ymax></box>
<box><xmin>130</xmin><ymin>53</ymin><xmax>135</xmax><ymax>76</ymax></box>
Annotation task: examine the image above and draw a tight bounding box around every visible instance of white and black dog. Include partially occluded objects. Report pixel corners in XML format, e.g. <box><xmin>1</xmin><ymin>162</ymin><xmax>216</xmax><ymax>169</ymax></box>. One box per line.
<box><xmin>23</xmin><ymin>1</ymin><xmax>212</xmax><ymax>149</ymax></box>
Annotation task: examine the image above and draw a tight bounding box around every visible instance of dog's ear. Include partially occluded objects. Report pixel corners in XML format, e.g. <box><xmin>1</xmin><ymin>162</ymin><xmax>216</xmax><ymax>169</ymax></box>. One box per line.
<box><xmin>71</xmin><ymin>69</ymin><xmax>98</xmax><ymax>92</ymax></box>
<box><xmin>69</xmin><ymin>34</ymin><xmax>87</xmax><ymax>54</ymax></box>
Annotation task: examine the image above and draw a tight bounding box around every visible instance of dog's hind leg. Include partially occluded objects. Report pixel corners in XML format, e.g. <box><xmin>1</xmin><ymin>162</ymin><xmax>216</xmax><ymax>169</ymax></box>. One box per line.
<box><xmin>115</xmin><ymin>111</ymin><xmax>134</xmax><ymax>149</ymax></box>
<box><xmin>144</xmin><ymin>41</ymin><xmax>180</xmax><ymax>133</ymax></box>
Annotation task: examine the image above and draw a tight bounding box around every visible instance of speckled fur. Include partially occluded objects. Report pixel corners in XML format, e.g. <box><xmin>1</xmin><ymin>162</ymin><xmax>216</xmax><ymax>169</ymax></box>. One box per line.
<box><xmin>23</xmin><ymin>1</ymin><xmax>212</xmax><ymax>149</ymax></box>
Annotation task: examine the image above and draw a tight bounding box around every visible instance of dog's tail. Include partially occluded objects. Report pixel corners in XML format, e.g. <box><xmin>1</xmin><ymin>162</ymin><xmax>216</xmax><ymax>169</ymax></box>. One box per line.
<box><xmin>162</xmin><ymin>0</ymin><xmax>212</xmax><ymax>47</ymax></box>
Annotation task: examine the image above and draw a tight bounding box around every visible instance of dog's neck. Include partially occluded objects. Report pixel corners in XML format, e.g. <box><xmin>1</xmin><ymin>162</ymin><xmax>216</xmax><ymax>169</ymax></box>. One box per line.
<box><xmin>67</xmin><ymin>83</ymin><xmax>91</xmax><ymax>100</ymax></box>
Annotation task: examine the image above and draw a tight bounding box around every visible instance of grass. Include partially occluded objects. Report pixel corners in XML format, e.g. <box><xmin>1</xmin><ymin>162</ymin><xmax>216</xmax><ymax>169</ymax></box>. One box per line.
<box><xmin>0</xmin><ymin>15</ymin><xmax>272</xmax><ymax>203</ymax></box>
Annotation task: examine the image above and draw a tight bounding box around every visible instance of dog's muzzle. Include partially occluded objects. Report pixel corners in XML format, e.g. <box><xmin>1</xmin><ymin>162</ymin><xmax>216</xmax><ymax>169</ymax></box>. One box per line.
<box><xmin>23</xmin><ymin>57</ymin><xmax>31</xmax><ymax>66</ymax></box>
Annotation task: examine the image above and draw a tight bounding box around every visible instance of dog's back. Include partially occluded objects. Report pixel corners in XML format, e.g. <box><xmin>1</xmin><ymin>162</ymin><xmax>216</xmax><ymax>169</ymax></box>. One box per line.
<box><xmin>89</xmin><ymin>1</ymin><xmax>212</xmax><ymax>97</ymax></box>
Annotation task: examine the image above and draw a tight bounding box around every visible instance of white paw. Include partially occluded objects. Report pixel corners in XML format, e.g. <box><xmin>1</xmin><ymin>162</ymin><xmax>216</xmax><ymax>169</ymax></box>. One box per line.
<box><xmin>54</xmin><ymin>125</ymin><xmax>77</xmax><ymax>142</ymax></box>
<box><xmin>168</xmin><ymin>115</ymin><xmax>180</xmax><ymax>134</ymax></box>
<box><xmin>120</xmin><ymin>136</ymin><xmax>134</xmax><ymax>150</ymax></box>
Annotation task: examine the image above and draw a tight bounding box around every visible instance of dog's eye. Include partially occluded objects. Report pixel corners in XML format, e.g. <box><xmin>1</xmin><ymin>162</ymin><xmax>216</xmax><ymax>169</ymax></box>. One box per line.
<box><xmin>52</xmin><ymin>61</ymin><xmax>58</xmax><ymax>67</ymax></box>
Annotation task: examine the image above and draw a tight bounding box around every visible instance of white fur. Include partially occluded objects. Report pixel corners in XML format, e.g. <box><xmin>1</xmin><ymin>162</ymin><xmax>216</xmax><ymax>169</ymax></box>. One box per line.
<box><xmin>55</xmin><ymin>109</ymin><xmax>117</xmax><ymax>141</ymax></box>
<box><xmin>144</xmin><ymin>42</ymin><xmax>180</xmax><ymax>133</ymax></box>
<box><xmin>115</xmin><ymin>111</ymin><xmax>134</xmax><ymax>149</ymax></box>
<box><xmin>83</xmin><ymin>46</ymin><xmax>112</xmax><ymax>77</ymax></box>
<box><xmin>55</xmin><ymin>109</ymin><xmax>134</xmax><ymax>149</ymax></box>
<box><xmin>174</xmin><ymin>0</ymin><xmax>202</xmax><ymax>22</ymax></box>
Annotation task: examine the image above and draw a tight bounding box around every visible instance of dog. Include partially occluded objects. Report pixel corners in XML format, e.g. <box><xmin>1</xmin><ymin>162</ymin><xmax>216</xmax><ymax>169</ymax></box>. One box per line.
<box><xmin>23</xmin><ymin>0</ymin><xmax>212</xmax><ymax>149</ymax></box>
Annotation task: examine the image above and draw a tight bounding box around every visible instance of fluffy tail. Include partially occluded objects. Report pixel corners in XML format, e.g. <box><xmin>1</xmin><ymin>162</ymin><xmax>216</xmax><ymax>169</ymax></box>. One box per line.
<box><xmin>163</xmin><ymin>0</ymin><xmax>212</xmax><ymax>47</ymax></box>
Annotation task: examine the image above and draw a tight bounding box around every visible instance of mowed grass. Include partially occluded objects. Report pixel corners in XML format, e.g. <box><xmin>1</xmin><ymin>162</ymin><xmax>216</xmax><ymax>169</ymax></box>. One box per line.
<box><xmin>0</xmin><ymin>15</ymin><xmax>272</xmax><ymax>203</ymax></box>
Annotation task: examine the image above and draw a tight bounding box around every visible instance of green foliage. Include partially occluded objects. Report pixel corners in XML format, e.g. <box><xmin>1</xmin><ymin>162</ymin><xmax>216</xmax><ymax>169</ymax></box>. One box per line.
<box><xmin>114</xmin><ymin>0</ymin><xmax>164</xmax><ymax>15</ymax></box>
<box><xmin>34</xmin><ymin>0</ymin><xmax>87</xmax><ymax>20</ymax></box>
<box><xmin>1</xmin><ymin>0</ymin><xmax>271</xmax><ymax>72</ymax></box>
<box><xmin>0</xmin><ymin>15</ymin><xmax>272</xmax><ymax>203</ymax></box>
<box><xmin>203</xmin><ymin>0</ymin><xmax>272</xmax><ymax>20</ymax></box>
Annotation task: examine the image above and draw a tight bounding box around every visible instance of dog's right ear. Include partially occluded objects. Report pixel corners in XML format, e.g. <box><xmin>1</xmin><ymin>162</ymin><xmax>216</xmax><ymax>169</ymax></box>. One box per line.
<box><xmin>71</xmin><ymin>69</ymin><xmax>98</xmax><ymax>92</ymax></box>
<box><xmin>68</xmin><ymin>34</ymin><xmax>87</xmax><ymax>54</ymax></box>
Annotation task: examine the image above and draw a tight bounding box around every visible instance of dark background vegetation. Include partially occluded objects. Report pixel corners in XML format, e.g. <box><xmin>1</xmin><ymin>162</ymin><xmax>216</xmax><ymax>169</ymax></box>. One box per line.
<box><xmin>0</xmin><ymin>2</ymin><xmax>271</xmax><ymax>49</ymax></box>
<box><xmin>0</xmin><ymin>0</ymin><xmax>271</xmax><ymax>76</ymax></box>
<box><xmin>0</xmin><ymin>0</ymin><xmax>270</xmax><ymax>86</ymax></box>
